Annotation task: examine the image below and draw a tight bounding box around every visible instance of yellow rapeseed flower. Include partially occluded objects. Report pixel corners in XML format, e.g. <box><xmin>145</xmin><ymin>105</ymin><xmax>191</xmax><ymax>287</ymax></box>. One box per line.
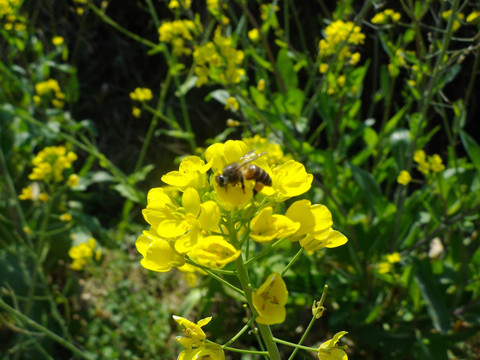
<box><xmin>224</xmin><ymin>96</ymin><xmax>239</xmax><ymax>111</ymax></box>
<box><xmin>318</xmin><ymin>331</ymin><xmax>349</xmax><ymax>360</ymax></box>
<box><xmin>257</xmin><ymin>78</ymin><xmax>265</xmax><ymax>91</ymax></box>
<box><xmin>132</xmin><ymin>107</ymin><xmax>141</xmax><ymax>118</ymax></box>
<box><xmin>397</xmin><ymin>170</ymin><xmax>412</xmax><ymax>185</ymax></box>
<box><xmin>129</xmin><ymin>87</ymin><xmax>153</xmax><ymax>102</ymax></box>
<box><xmin>252</xmin><ymin>273</ymin><xmax>288</xmax><ymax>325</ymax></box>
<box><xmin>60</xmin><ymin>213</ymin><xmax>73</xmax><ymax>222</ymax></box>
<box><xmin>248</xmin><ymin>28</ymin><xmax>260</xmax><ymax>42</ymax></box>
<box><xmin>467</xmin><ymin>11</ymin><xmax>480</xmax><ymax>23</ymax></box>
<box><xmin>18</xmin><ymin>186</ymin><xmax>34</xmax><ymax>200</ymax></box>
<box><xmin>52</xmin><ymin>36</ymin><xmax>64</xmax><ymax>46</ymax></box>
<box><xmin>371</xmin><ymin>9</ymin><xmax>401</xmax><ymax>24</ymax></box>
<box><xmin>429</xmin><ymin>154</ymin><xmax>445</xmax><ymax>173</ymax></box>
<box><xmin>69</xmin><ymin>238</ymin><xmax>97</xmax><ymax>270</ymax></box>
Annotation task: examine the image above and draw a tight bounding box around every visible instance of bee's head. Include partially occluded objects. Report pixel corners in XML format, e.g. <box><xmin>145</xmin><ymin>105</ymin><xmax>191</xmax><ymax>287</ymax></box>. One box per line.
<box><xmin>215</xmin><ymin>174</ymin><xmax>227</xmax><ymax>187</ymax></box>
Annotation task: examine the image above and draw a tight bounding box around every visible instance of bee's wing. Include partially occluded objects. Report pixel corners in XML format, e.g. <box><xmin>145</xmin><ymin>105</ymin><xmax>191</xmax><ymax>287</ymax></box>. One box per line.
<box><xmin>238</xmin><ymin>150</ymin><xmax>267</xmax><ymax>167</ymax></box>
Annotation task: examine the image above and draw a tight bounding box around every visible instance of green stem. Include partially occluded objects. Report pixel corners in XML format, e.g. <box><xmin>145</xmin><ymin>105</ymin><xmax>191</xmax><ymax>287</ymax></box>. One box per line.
<box><xmin>225</xmin><ymin>215</ymin><xmax>280</xmax><ymax>360</ymax></box>
<box><xmin>222</xmin><ymin>316</ymin><xmax>257</xmax><ymax>347</ymax></box>
<box><xmin>86</xmin><ymin>1</ymin><xmax>156</xmax><ymax>48</ymax></box>
<box><xmin>288</xmin><ymin>285</ymin><xmax>328</xmax><ymax>360</ymax></box>
<box><xmin>0</xmin><ymin>299</ymin><xmax>92</xmax><ymax>360</ymax></box>
<box><xmin>272</xmin><ymin>337</ymin><xmax>316</xmax><ymax>352</ymax></box>
<box><xmin>281</xmin><ymin>247</ymin><xmax>304</xmax><ymax>277</ymax></box>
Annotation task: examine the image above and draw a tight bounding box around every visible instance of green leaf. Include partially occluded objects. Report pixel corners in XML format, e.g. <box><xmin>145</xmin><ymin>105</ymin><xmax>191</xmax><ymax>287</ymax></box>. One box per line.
<box><xmin>460</xmin><ymin>131</ymin><xmax>480</xmax><ymax>176</ymax></box>
<box><xmin>128</xmin><ymin>164</ymin><xmax>155</xmax><ymax>184</ymax></box>
<box><xmin>348</xmin><ymin>162</ymin><xmax>382</xmax><ymax>214</ymax></box>
<box><xmin>273</xmin><ymin>87</ymin><xmax>304</xmax><ymax>117</ymax></box>
<box><xmin>384</xmin><ymin>105</ymin><xmax>408</xmax><ymax>134</ymax></box>
<box><xmin>276</xmin><ymin>48</ymin><xmax>297</xmax><ymax>88</ymax></box>
<box><xmin>205</xmin><ymin>89</ymin><xmax>230</xmax><ymax>104</ymax></box>
<box><xmin>176</xmin><ymin>76</ymin><xmax>198</xmax><ymax>96</ymax></box>
<box><xmin>246</xmin><ymin>48</ymin><xmax>273</xmax><ymax>71</ymax></box>
<box><xmin>113</xmin><ymin>182</ymin><xmax>144</xmax><ymax>203</ymax></box>
<box><xmin>414</xmin><ymin>259</ymin><xmax>450</xmax><ymax>333</ymax></box>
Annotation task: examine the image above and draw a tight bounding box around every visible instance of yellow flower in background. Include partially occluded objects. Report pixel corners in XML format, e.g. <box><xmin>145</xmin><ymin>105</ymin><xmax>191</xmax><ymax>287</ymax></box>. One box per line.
<box><xmin>242</xmin><ymin>135</ymin><xmax>291</xmax><ymax>167</ymax></box>
<box><xmin>67</xmin><ymin>174</ymin><xmax>80</xmax><ymax>187</ymax></box>
<box><xmin>257</xmin><ymin>78</ymin><xmax>265</xmax><ymax>91</ymax></box>
<box><xmin>467</xmin><ymin>11</ymin><xmax>480</xmax><ymax>23</ymax></box>
<box><xmin>377</xmin><ymin>262</ymin><xmax>392</xmax><ymax>274</ymax></box>
<box><xmin>161</xmin><ymin>156</ymin><xmax>211</xmax><ymax>191</ymax></box>
<box><xmin>248</xmin><ymin>28</ymin><xmax>260</xmax><ymax>42</ymax></box>
<box><xmin>250</xmin><ymin>207</ymin><xmax>300</xmax><ymax>243</ymax></box>
<box><xmin>168</xmin><ymin>0</ymin><xmax>191</xmax><ymax>10</ymax></box>
<box><xmin>132</xmin><ymin>107</ymin><xmax>141</xmax><ymax>118</ymax></box>
<box><xmin>378</xmin><ymin>252</ymin><xmax>401</xmax><ymax>274</ymax></box>
<box><xmin>18</xmin><ymin>185</ymin><xmax>34</xmax><ymax>200</ymax></box>
<box><xmin>193</xmin><ymin>28</ymin><xmax>245</xmax><ymax>86</ymax></box>
<box><xmin>318</xmin><ymin>331</ymin><xmax>349</xmax><ymax>360</ymax></box>
<box><xmin>386</xmin><ymin>252</ymin><xmax>401</xmax><ymax>263</ymax></box>
<box><xmin>397</xmin><ymin>170</ymin><xmax>412</xmax><ymax>185</ymax></box>
<box><xmin>414</xmin><ymin>150</ymin><xmax>445</xmax><ymax>175</ymax></box>
<box><xmin>129</xmin><ymin>87</ymin><xmax>152</xmax><ymax>102</ymax></box>
<box><xmin>252</xmin><ymin>273</ymin><xmax>288</xmax><ymax>325</ymax></box>
<box><xmin>429</xmin><ymin>154</ymin><xmax>445</xmax><ymax>173</ymax></box>
<box><xmin>60</xmin><ymin>213</ymin><xmax>72</xmax><ymax>222</ymax></box>
<box><xmin>441</xmin><ymin>10</ymin><xmax>464</xmax><ymax>32</ymax></box>
<box><xmin>69</xmin><ymin>238</ymin><xmax>98</xmax><ymax>271</ymax></box>
<box><xmin>224</xmin><ymin>96</ymin><xmax>239</xmax><ymax>111</ymax></box>
<box><xmin>28</xmin><ymin>145</ymin><xmax>77</xmax><ymax>183</ymax></box>
<box><xmin>414</xmin><ymin>151</ymin><xmax>426</xmax><ymax>165</ymax></box>
<box><xmin>52</xmin><ymin>36</ymin><xmax>64</xmax><ymax>46</ymax></box>
<box><xmin>318</xmin><ymin>20</ymin><xmax>364</xmax><ymax>70</ymax></box>
<box><xmin>371</xmin><ymin>9</ymin><xmax>401</xmax><ymax>24</ymax></box>
<box><xmin>35</xmin><ymin>79</ymin><xmax>61</xmax><ymax>95</ymax></box>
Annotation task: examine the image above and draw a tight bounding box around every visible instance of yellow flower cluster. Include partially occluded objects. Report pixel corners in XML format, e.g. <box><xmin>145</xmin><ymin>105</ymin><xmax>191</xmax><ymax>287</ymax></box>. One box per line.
<box><xmin>28</xmin><ymin>145</ymin><xmax>78</xmax><ymax>183</ymax></box>
<box><xmin>34</xmin><ymin>79</ymin><xmax>65</xmax><ymax>108</ymax></box>
<box><xmin>52</xmin><ymin>36</ymin><xmax>64</xmax><ymax>46</ymax></box>
<box><xmin>136</xmin><ymin>139</ymin><xmax>347</xmax><ymax>323</ymax></box>
<box><xmin>371</xmin><ymin>9</ymin><xmax>401</xmax><ymax>25</ymax></box>
<box><xmin>168</xmin><ymin>0</ymin><xmax>192</xmax><ymax>10</ymax></box>
<box><xmin>129</xmin><ymin>87</ymin><xmax>153</xmax><ymax>102</ymax></box>
<box><xmin>318</xmin><ymin>20</ymin><xmax>364</xmax><ymax>94</ymax></box>
<box><xmin>414</xmin><ymin>149</ymin><xmax>445</xmax><ymax>175</ymax></box>
<box><xmin>224</xmin><ymin>96</ymin><xmax>239</xmax><ymax>111</ymax></box>
<box><xmin>441</xmin><ymin>10</ymin><xmax>464</xmax><ymax>33</ymax></box>
<box><xmin>19</xmin><ymin>146</ymin><xmax>79</xmax><ymax>202</ymax></box>
<box><xmin>158</xmin><ymin>19</ymin><xmax>200</xmax><ymax>56</ymax></box>
<box><xmin>397</xmin><ymin>170</ymin><xmax>412</xmax><ymax>186</ymax></box>
<box><xmin>69</xmin><ymin>238</ymin><xmax>101</xmax><ymax>271</ymax></box>
<box><xmin>377</xmin><ymin>252</ymin><xmax>402</xmax><ymax>274</ymax></box>
<box><xmin>242</xmin><ymin>134</ymin><xmax>292</xmax><ymax>167</ymax></box>
<box><xmin>318</xmin><ymin>20</ymin><xmax>365</xmax><ymax>62</ymax></box>
<box><xmin>0</xmin><ymin>0</ymin><xmax>20</xmax><ymax>18</ymax></box>
<box><xmin>193</xmin><ymin>28</ymin><xmax>245</xmax><ymax>87</ymax></box>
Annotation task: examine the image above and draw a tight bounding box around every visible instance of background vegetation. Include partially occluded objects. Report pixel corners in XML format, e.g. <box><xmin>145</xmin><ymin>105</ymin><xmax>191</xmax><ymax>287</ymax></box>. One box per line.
<box><xmin>1</xmin><ymin>0</ymin><xmax>480</xmax><ymax>359</ymax></box>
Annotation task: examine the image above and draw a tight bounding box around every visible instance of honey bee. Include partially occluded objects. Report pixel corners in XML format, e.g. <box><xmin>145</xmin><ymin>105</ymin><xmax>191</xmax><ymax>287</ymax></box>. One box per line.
<box><xmin>215</xmin><ymin>151</ymin><xmax>272</xmax><ymax>193</ymax></box>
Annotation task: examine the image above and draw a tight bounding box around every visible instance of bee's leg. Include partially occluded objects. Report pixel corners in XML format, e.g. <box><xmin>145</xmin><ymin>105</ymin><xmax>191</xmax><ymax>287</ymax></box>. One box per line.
<box><xmin>253</xmin><ymin>182</ymin><xmax>264</xmax><ymax>196</ymax></box>
<box><xmin>240</xmin><ymin>177</ymin><xmax>245</xmax><ymax>193</ymax></box>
